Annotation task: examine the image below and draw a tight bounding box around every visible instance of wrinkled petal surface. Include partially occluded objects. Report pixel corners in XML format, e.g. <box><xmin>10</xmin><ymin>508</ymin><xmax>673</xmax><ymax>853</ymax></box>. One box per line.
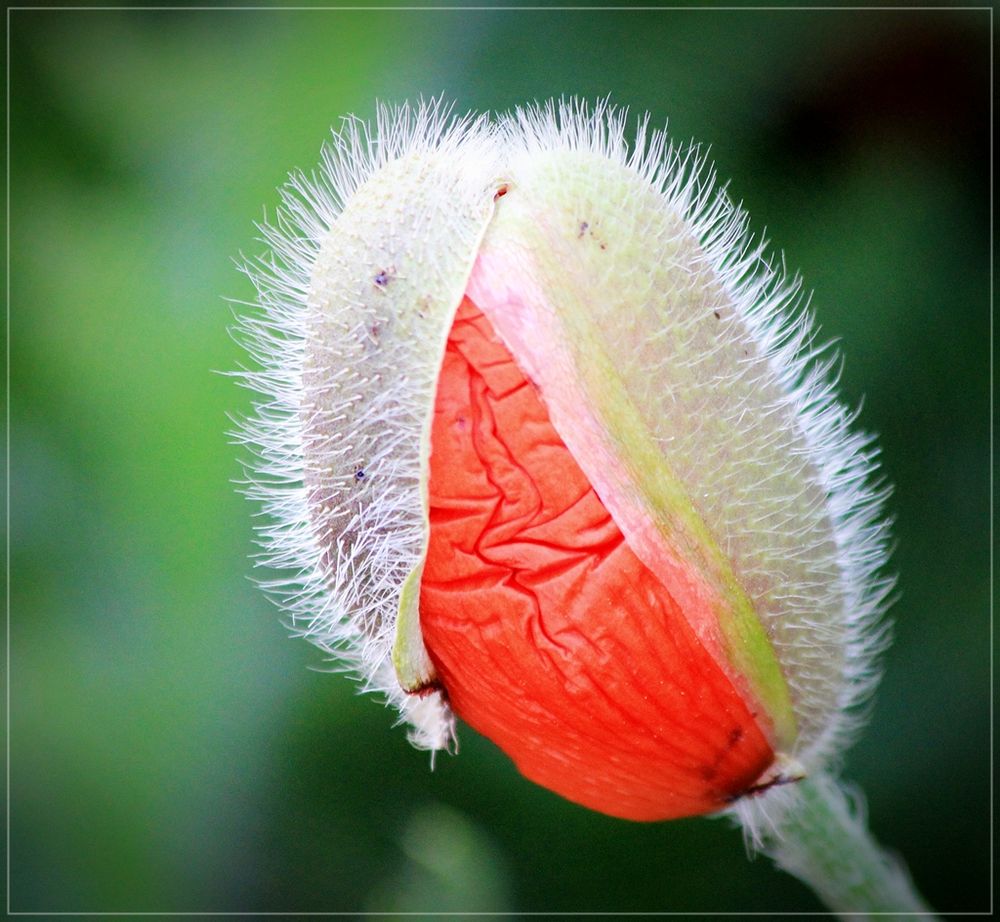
<box><xmin>420</xmin><ymin>298</ymin><xmax>774</xmax><ymax>820</ymax></box>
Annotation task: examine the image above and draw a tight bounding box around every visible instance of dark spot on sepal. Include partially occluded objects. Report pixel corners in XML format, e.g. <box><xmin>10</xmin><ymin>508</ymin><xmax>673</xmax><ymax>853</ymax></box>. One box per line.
<box><xmin>726</xmin><ymin>770</ymin><xmax>805</xmax><ymax>802</ymax></box>
<box><xmin>576</xmin><ymin>219</ymin><xmax>608</xmax><ymax>250</ymax></box>
<box><xmin>373</xmin><ymin>265</ymin><xmax>396</xmax><ymax>290</ymax></box>
<box><xmin>725</xmin><ymin>754</ymin><xmax>808</xmax><ymax>803</ymax></box>
<box><xmin>406</xmin><ymin>677</ymin><xmax>446</xmax><ymax>698</ymax></box>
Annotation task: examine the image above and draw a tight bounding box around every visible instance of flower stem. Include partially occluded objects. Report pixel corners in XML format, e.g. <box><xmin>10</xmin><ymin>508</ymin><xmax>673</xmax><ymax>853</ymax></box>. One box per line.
<box><xmin>740</xmin><ymin>771</ymin><xmax>936</xmax><ymax>919</ymax></box>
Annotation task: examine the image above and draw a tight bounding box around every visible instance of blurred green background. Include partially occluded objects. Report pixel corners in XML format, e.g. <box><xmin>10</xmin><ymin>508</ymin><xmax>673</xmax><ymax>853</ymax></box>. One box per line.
<box><xmin>8</xmin><ymin>5</ymin><xmax>990</xmax><ymax>915</ymax></box>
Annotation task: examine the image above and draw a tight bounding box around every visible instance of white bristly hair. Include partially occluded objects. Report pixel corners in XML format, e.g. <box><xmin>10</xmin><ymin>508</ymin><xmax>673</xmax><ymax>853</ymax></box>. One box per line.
<box><xmin>500</xmin><ymin>99</ymin><xmax>893</xmax><ymax>770</ymax></box>
<box><xmin>497</xmin><ymin>101</ymin><xmax>894</xmax><ymax>845</ymax></box>
<box><xmin>232</xmin><ymin>98</ymin><xmax>498</xmax><ymax>750</ymax></box>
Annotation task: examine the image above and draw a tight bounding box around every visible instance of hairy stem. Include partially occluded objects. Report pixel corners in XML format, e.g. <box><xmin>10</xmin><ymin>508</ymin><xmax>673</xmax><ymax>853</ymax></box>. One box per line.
<box><xmin>740</xmin><ymin>772</ymin><xmax>935</xmax><ymax>919</ymax></box>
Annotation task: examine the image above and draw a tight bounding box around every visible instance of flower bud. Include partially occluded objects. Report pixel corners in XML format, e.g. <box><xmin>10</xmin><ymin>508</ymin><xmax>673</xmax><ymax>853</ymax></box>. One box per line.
<box><xmin>237</xmin><ymin>100</ymin><xmax>892</xmax><ymax>823</ymax></box>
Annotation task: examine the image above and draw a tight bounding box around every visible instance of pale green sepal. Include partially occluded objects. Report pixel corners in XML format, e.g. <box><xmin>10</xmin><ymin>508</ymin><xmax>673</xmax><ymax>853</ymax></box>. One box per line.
<box><xmin>302</xmin><ymin>138</ymin><xmax>502</xmax><ymax>727</ymax></box>
<box><xmin>469</xmin><ymin>147</ymin><xmax>804</xmax><ymax>749</ymax></box>
<box><xmin>393</xmin><ymin>562</ymin><xmax>433</xmax><ymax>691</ymax></box>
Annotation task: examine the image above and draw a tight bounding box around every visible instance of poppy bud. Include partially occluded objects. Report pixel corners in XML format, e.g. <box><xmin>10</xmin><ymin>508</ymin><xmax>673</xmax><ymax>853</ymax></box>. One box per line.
<box><xmin>237</xmin><ymin>99</ymin><xmax>892</xmax><ymax>824</ymax></box>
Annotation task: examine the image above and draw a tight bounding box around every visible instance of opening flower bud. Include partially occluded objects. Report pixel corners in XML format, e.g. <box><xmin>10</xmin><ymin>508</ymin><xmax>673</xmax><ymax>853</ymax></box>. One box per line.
<box><xmin>237</xmin><ymin>100</ymin><xmax>892</xmax><ymax>824</ymax></box>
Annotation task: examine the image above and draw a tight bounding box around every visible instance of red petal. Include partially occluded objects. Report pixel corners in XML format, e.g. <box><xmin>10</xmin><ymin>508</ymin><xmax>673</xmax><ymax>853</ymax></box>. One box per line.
<box><xmin>420</xmin><ymin>297</ymin><xmax>774</xmax><ymax>820</ymax></box>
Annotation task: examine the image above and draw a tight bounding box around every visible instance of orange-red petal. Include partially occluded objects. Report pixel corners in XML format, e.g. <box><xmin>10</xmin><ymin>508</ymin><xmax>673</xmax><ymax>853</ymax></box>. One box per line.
<box><xmin>419</xmin><ymin>297</ymin><xmax>774</xmax><ymax>821</ymax></box>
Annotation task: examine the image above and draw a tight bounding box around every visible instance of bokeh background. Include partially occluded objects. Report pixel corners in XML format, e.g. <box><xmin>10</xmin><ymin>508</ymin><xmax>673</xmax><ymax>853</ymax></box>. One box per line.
<box><xmin>8</xmin><ymin>4</ymin><xmax>990</xmax><ymax>915</ymax></box>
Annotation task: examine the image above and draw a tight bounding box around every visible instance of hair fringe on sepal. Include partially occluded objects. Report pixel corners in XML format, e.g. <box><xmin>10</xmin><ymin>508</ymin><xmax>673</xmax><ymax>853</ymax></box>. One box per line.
<box><xmin>503</xmin><ymin>98</ymin><xmax>895</xmax><ymax>778</ymax></box>
<box><xmin>230</xmin><ymin>97</ymin><xmax>493</xmax><ymax>751</ymax></box>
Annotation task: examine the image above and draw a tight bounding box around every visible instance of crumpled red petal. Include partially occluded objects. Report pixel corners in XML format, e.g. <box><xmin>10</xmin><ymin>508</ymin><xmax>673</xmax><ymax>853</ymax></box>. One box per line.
<box><xmin>420</xmin><ymin>297</ymin><xmax>774</xmax><ymax>820</ymax></box>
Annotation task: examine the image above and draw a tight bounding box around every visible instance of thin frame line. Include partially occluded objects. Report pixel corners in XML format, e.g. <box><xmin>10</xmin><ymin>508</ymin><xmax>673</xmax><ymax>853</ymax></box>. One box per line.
<box><xmin>4</xmin><ymin>4</ymin><xmax>993</xmax><ymax>917</ymax></box>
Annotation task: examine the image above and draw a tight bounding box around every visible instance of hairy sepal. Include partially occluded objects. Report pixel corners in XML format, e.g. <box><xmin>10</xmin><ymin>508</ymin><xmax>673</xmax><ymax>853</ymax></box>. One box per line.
<box><xmin>461</xmin><ymin>103</ymin><xmax>892</xmax><ymax>768</ymax></box>
<box><xmin>239</xmin><ymin>102</ymin><xmax>501</xmax><ymax>749</ymax></box>
<box><xmin>303</xmin><ymin>147</ymin><xmax>503</xmax><ymax>733</ymax></box>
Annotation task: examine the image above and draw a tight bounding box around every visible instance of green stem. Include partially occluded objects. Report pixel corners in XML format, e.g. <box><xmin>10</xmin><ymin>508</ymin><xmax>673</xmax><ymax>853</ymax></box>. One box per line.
<box><xmin>738</xmin><ymin>772</ymin><xmax>936</xmax><ymax>919</ymax></box>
